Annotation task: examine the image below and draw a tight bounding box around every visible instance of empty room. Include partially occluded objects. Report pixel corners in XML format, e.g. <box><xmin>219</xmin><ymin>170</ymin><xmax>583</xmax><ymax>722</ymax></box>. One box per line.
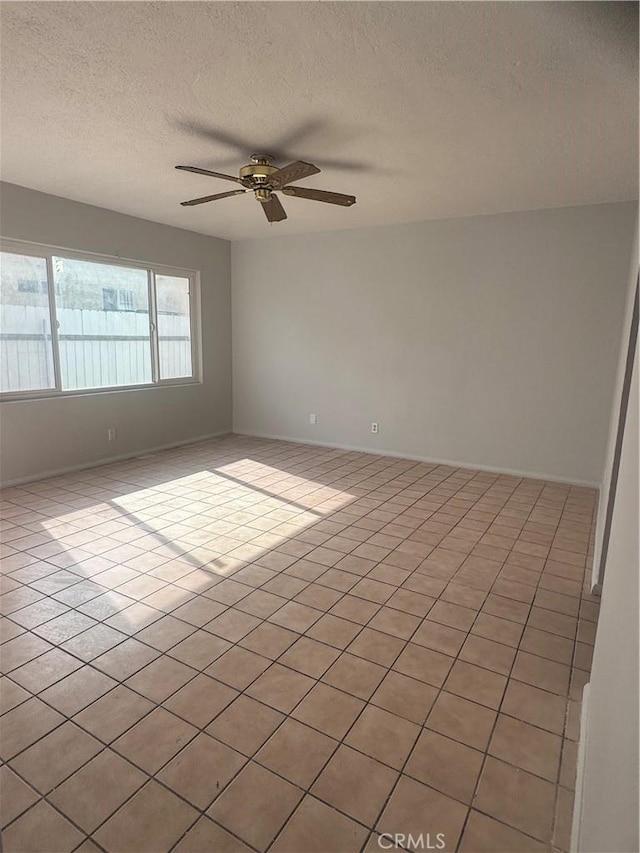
<box><xmin>0</xmin><ymin>2</ymin><xmax>638</xmax><ymax>853</ymax></box>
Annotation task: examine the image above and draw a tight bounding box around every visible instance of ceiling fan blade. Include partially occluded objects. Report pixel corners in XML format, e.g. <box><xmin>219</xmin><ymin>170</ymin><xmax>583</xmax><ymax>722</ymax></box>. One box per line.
<box><xmin>281</xmin><ymin>186</ymin><xmax>356</xmax><ymax>207</ymax></box>
<box><xmin>269</xmin><ymin>161</ymin><xmax>320</xmax><ymax>188</ymax></box>
<box><xmin>180</xmin><ymin>189</ymin><xmax>247</xmax><ymax>206</ymax></box>
<box><xmin>175</xmin><ymin>165</ymin><xmax>240</xmax><ymax>183</ymax></box>
<box><xmin>262</xmin><ymin>194</ymin><xmax>287</xmax><ymax>223</ymax></box>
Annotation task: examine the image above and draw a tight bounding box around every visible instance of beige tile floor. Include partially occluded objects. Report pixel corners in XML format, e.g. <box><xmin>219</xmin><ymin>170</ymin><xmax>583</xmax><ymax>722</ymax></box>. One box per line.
<box><xmin>0</xmin><ymin>435</ymin><xmax>599</xmax><ymax>853</ymax></box>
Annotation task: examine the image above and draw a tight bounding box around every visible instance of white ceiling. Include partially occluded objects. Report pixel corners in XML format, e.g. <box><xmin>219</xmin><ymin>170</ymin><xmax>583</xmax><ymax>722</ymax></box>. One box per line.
<box><xmin>1</xmin><ymin>1</ymin><xmax>637</xmax><ymax>241</ymax></box>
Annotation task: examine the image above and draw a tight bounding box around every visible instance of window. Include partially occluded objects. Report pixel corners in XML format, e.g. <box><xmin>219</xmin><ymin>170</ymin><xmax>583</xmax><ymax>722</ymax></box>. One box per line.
<box><xmin>156</xmin><ymin>275</ymin><xmax>193</xmax><ymax>380</ymax></box>
<box><xmin>54</xmin><ymin>257</ymin><xmax>152</xmax><ymax>391</ymax></box>
<box><xmin>0</xmin><ymin>242</ymin><xmax>199</xmax><ymax>397</ymax></box>
<box><xmin>102</xmin><ymin>287</ymin><xmax>135</xmax><ymax>312</ymax></box>
<box><xmin>118</xmin><ymin>289</ymin><xmax>135</xmax><ymax>312</ymax></box>
<box><xmin>102</xmin><ymin>288</ymin><xmax>118</xmax><ymax>311</ymax></box>
<box><xmin>18</xmin><ymin>279</ymin><xmax>48</xmax><ymax>294</ymax></box>
<box><xmin>1</xmin><ymin>253</ymin><xmax>55</xmax><ymax>393</ymax></box>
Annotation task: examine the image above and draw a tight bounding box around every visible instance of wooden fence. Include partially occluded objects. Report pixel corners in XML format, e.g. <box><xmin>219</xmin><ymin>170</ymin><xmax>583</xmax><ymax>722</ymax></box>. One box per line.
<box><xmin>0</xmin><ymin>305</ymin><xmax>191</xmax><ymax>392</ymax></box>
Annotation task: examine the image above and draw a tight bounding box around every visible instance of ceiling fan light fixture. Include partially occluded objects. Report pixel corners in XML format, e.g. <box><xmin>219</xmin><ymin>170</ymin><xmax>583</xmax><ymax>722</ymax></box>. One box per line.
<box><xmin>239</xmin><ymin>161</ymin><xmax>279</xmax><ymax>184</ymax></box>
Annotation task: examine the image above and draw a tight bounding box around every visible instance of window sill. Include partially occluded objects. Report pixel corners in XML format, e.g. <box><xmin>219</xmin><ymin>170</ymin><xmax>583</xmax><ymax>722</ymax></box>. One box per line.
<box><xmin>0</xmin><ymin>378</ymin><xmax>202</xmax><ymax>404</ymax></box>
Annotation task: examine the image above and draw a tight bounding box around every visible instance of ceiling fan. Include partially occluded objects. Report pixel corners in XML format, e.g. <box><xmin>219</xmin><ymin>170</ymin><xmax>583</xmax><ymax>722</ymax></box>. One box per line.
<box><xmin>175</xmin><ymin>154</ymin><xmax>356</xmax><ymax>222</ymax></box>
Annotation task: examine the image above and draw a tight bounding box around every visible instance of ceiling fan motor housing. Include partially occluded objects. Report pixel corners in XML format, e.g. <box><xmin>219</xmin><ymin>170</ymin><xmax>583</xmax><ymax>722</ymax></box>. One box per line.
<box><xmin>239</xmin><ymin>161</ymin><xmax>278</xmax><ymax>186</ymax></box>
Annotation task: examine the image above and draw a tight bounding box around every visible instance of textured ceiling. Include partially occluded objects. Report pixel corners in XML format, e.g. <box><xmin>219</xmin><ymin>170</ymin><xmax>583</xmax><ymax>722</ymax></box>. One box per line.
<box><xmin>1</xmin><ymin>1</ymin><xmax>637</xmax><ymax>241</ymax></box>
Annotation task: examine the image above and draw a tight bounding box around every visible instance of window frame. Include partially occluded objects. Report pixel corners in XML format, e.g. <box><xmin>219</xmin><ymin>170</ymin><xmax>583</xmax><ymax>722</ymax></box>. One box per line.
<box><xmin>0</xmin><ymin>237</ymin><xmax>202</xmax><ymax>401</ymax></box>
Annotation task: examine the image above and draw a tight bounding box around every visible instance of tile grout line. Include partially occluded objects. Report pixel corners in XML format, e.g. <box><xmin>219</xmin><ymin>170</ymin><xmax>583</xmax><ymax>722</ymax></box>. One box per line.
<box><xmin>453</xmin><ymin>481</ymin><xmax>571</xmax><ymax>850</ymax></box>
<box><xmin>0</xmin><ymin>437</ymin><xmax>596</xmax><ymax>852</ymax></box>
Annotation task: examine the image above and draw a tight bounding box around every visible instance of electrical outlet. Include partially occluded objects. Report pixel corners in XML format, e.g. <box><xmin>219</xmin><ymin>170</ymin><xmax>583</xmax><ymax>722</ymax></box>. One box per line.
<box><xmin>371</xmin><ymin>422</ymin><xmax>379</xmax><ymax>434</ymax></box>
<box><xmin>309</xmin><ymin>413</ymin><xmax>317</xmax><ymax>425</ymax></box>
<box><xmin>107</xmin><ymin>428</ymin><xmax>117</xmax><ymax>441</ymax></box>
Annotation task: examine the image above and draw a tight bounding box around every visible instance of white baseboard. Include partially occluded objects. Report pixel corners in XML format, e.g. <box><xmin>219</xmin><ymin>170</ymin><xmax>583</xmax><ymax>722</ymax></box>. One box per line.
<box><xmin>4</xmin><ymin>428</ymin><xmax>601</xmax><ymax>490</ymax></box>
<box><xmin>0</xmin><ymin>431</ymin><xmax>232</xmax><ymax>487</ymax></box>
<box><xmin>232</xmin><ymin>429</ymin><xmax>601</xmax><ymax>488</ymax></box>
<box><xmin>571</xmin><ymin>682</ymin><xmax>591</xmax><ymax>853</ymax></box>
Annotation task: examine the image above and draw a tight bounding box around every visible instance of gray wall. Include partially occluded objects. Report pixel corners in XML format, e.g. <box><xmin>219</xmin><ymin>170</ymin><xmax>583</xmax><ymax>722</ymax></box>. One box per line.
<box><xmin>232</xmin><ymin>202</ymin><xmax>637</xmax><ymax>484</ymax></box>
<box><xmin>0</xmin><ymin>182</ymin><xmax>231</xmax><ymax>484</ymax></box>
<box><xmin>593</xmin><ymin>218</ymin><xmax>638</xmax><ymax>585</ymax></box>
<box><xmin>574</xmin><ymin>342</ymin><xmax>638</xmax><ymax>853</ymax></box>
<box><xmin>2</xmin><ymin>186</ymin><xmax>635</xmax><ymax>487</ymax></box>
